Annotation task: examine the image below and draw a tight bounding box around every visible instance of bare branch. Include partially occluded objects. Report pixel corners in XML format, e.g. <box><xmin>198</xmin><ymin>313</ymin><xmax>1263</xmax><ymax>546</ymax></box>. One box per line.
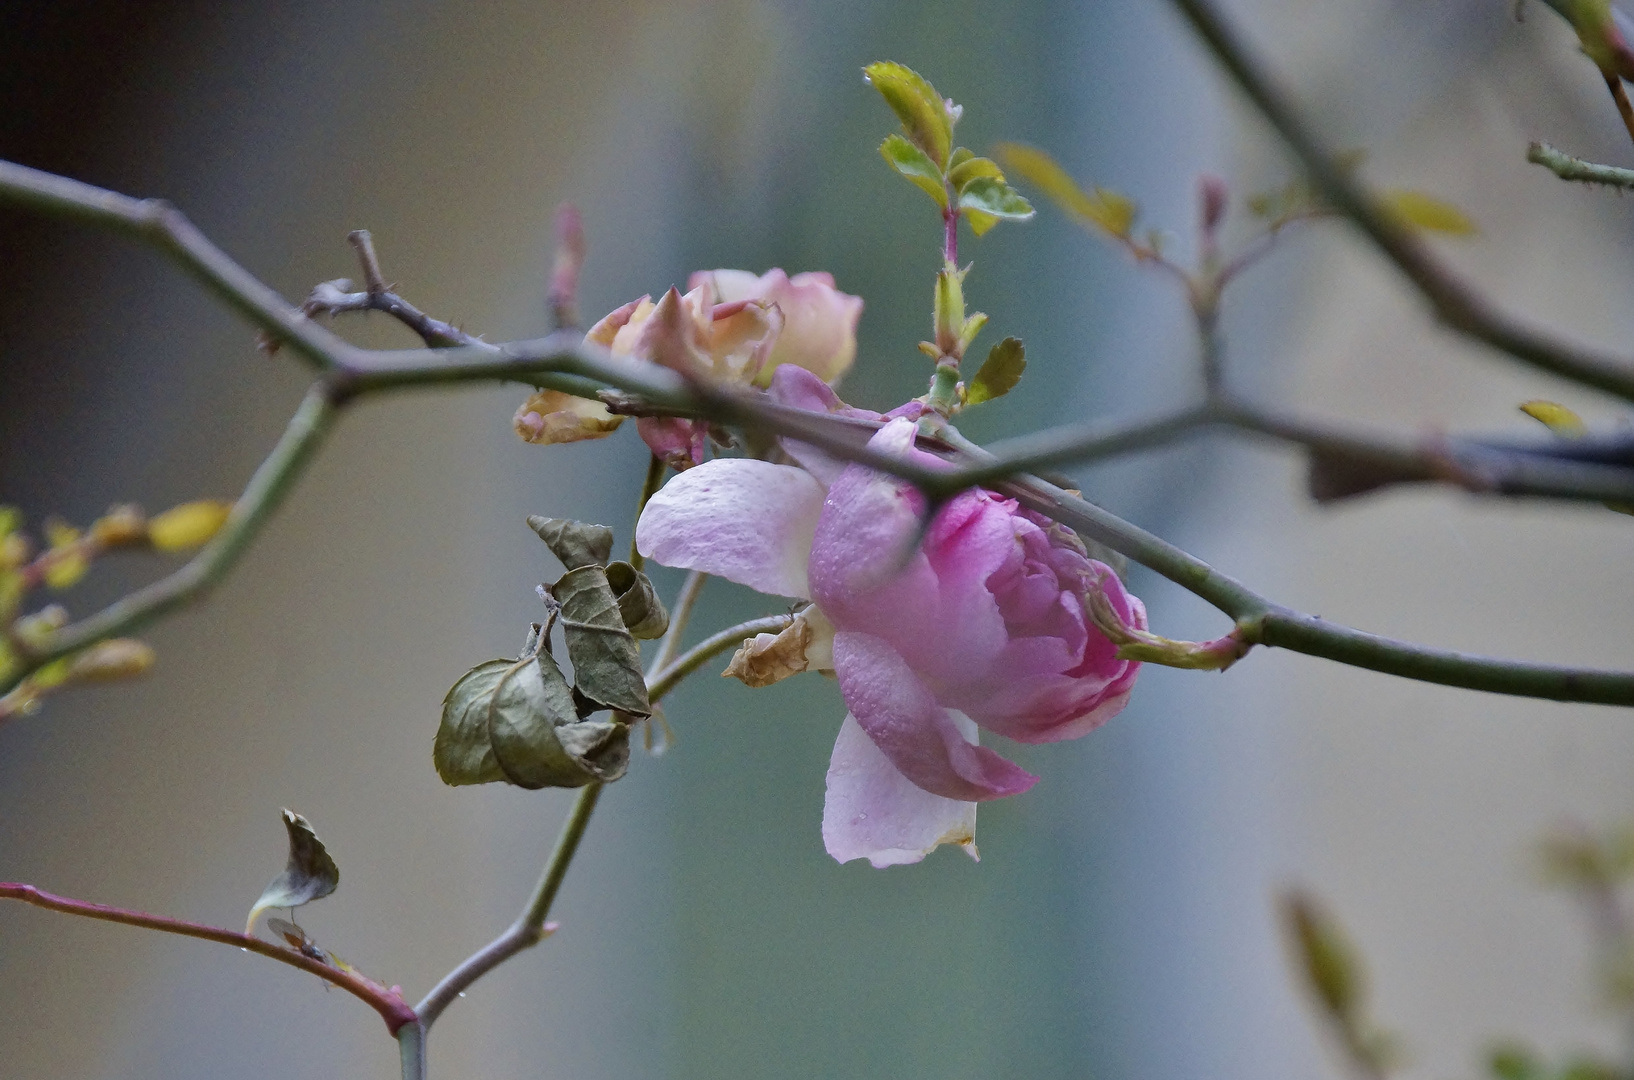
<box><xmin>1164</xmin><ymin>0</ymin><xmax>1634</xmax><ymax>403</ymax></box>
<box><xmin>0</xmin><ymin>881</ymin><xmax>417</xmax><ymax>1033</ymax></box>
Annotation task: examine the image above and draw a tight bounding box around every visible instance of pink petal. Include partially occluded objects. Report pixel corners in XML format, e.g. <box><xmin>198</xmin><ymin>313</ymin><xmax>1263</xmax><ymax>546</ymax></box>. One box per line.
<box><xmin>766</xmin><ymin>366</ymin><xmax>883</xmax><ymax>485</ymax></box>
<box><xmin>832</xmin><ymin>630</ymin><xmax>1037</xmax><ymax>802</ymax></box>
<box><xmin>635</xmin><ymin>458</ymin><xmax>824</xmax><ymax>598</ymax></box>
<box><xmin>822</xmin><ymin>713</ymin><xmax>978</xmax><ymax>868</ymax></box>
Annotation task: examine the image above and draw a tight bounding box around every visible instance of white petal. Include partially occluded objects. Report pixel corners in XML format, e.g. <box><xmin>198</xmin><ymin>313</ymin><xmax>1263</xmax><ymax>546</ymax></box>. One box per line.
<box><xmin>821</xmin><ymin>713</ymin><xmax>980</xmax><ymax>868</ymax></box>
<box><xmin>635</xmin><ymin>458</ymin><xmax>824</xmax><ymax>599</ymax></box>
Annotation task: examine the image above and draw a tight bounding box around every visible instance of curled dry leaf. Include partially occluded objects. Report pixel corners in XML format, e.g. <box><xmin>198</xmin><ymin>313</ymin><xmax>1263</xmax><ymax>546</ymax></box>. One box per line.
<box><xmin>528</xmin><ymin>516</ymin><xmax>614</xmax><ymax>569</ymax></box>
<box><xmin>245</xmin><ymin>809</ymin><xmax>340</xmax><ymax>934</ymax></box>
<box><xmin>548</xmin><ymin>565</ymin><xmax>652</xmax><ymax>716</ymax></box>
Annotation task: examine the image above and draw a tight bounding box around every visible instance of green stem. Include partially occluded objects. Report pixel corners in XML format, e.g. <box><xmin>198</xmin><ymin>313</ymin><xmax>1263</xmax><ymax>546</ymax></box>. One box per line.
<box><xmin>1527</xmin><ymin>141</ymin><xmax>1634</xmax><ymax>190</ymax></box>
<box><xmin>1164</xmin><ymin>0</ymin><xmax>1634</xmax><ymax>403</ymax></box>
<box><xmin>413</xmin><ymin>781</ymin><xmax>602</xmax><ymax>1029</ymax></box>
<box><xmin>630</xmin><ymin>455</ymin><xmax>666</xmax><ymax>571</ymax></box>
<box><xmin>397</xmin><ymin>1022</ymin><xmax>427</xmax><ymax>1080</ymax></box>
<box><xmin>938</xmin><ymin>427</ymin><xmax>1634</xmax><ymax>704</ymax></box>
<box><xmin>646</xmin><ymin>615</ymin><xmax>792</xmax><ymax>701</ymax></box>
<box><xmin>3</xmin><ymin>386</ymin><xmax>339</xmax><ymax>695</ymax></box>
<box><xmin>645</xmin><ymin>571</ymin><xmax>706</xmax><ymax>679</ymax></box>
<box><xmin>7</xmin><ymin>156</ymin><xmax>1634</xmax><ymax>710</ymax></box>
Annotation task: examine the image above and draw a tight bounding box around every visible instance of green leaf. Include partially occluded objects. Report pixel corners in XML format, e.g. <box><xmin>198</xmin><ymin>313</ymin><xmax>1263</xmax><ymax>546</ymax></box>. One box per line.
<box><xmin>996</xmin><ymin>143</ymin><xmax>1135</xmax><ymax>237</ymax></box>
<box><xmin>528</xmin><ymin>516</ymin><xmax>614</xmax><ymax>569</ymax></box>
<box><xmin>1487</xmin><ymin>1043</ymin><xmax>1543</xmax><ymax>1080</ymax></box>
<box><xmin>956</xmin><ymin>176</ymin><xmax>1034</xmax><ymax>230</ymax></box>
<box><xmin>947</xmin><ymin>155</ymin><xmax>1004</xmax><ymax>193</ymax></box>
<box><xmin>947</xmin><ymin>147</ymin><xmax>974</xmax><ymax>170</ymax></box>
<box><xmin>605</xmin><ymin>561</ymin><xmax>669</xmax><ymax>639</ymax></box>
<box><xmin>864</xmin><ymin>61</ymin><xmax>954</xmax><ymax>168</ymax></box>
<box><xmin>246</xmin><ymin>809</ymin><xmax>340</xmax><ymax>934</ymax></box>
<box><xmin>1380</xmin><ymin>189</ymin><xmax>1478</xmax><ymax>236</ymax></box>
<box><xmin>1279</xmin><ymin>889</ymin><xmax>1363</xmax><ymax>1023</ymax></box>
<box><xmin>879</xmin><ymin>134</ymin><xmax>947</xmax><ymax>208</ymax></box>
<box><xmin>965</xmin><ymin>337</ymin><xmax>1025</xmax><ymax>406</ymax></box>
<box><xmin>549</xmin><ymin>565</ymin><xmax>652</xmax><ymax>716</ymax></box>
<box><xmin>0</xmin><ymin>506</ymin><xmax>20</xmax><ymax>539</ymax></box>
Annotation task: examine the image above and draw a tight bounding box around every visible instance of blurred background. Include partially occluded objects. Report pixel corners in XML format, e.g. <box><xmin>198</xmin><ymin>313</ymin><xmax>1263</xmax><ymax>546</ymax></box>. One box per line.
<box><xmin>4</xmin><ymin>1</ymin><xmax>1634</xmax><ymax>1077</ymax></box>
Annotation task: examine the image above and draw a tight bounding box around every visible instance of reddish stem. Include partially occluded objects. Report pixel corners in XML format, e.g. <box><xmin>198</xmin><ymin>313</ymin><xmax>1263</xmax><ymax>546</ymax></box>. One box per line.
<box><xmin>942</xmin><ymin>206</ymin><xmax>958</xmax><ymax>264</ymax></box>
<box><xmin>0</xmin><ymin>882</ymin><xmax>418</xmax><ymax>1034</ymax></box>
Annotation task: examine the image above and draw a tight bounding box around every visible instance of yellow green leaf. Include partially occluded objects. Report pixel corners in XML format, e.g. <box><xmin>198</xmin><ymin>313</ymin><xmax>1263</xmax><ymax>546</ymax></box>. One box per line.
<box><xmin>863</xmin><ymin>62</ymin><xmax>954</xmax><ymax>168</ymax></box>
<box><xmin>948</xmin><ymin>154</ymin><xmax>1004</xmax><ymax>192</ymax></box>
<box><xmin>879</xmin><ymin>133</ymin><xmax>947</xmax><ymax>208</ymax></box>
<box><xmin>149</xmin><ymin>500</ymin><xmax>233</xmax><ymax>551</ymax></box>
<box><xmin>995</xmin><ymin>142</ymin><xmax>1135</xmax><ymax>237</ymax></box>
<box><xmin>1380</xmin><ymin>189</ymin><xmax>1478</xmax><ymax>236</ymax></box>
<box><xmin>966</xmin><ymin>337</ymin><xmax>1025</xmax><ymax>406</ymax></box>
<box><xmin>1520</xmin><ymin>400</ymin><xmax>1588</xmax><ymax>437</ymax></box>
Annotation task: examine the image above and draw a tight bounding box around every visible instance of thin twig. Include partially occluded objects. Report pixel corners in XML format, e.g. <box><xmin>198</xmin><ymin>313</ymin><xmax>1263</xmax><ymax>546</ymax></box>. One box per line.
<box><xmin>629</xmin><ymin>456</ymin><xmax>666</xmax><ymax>571</ymax></box>
<box><xmin>0</xmin><ymin>159</ymin><xmax>349</xmax><ymax>372</ymax></box>
<box><xmin>1164</xmin><ymin>0</ymin><xmax>1634</xmax><ymax>403</ymax></box>
<box><xmin>414</xmin><ymin>608</ymin><xmax>780</xmax><ymax>1029</ymax></box>
<box><xmin>296</xmin><ymin>230</ymin><xmax>478</xmax><ymax>349</ymax></box>
<box><xmin>646</xmin><ymin>614</ymin><xmax>791</xmax><ymax>701</ymax></box>
<box><xmin>645</xmin><ymin>571</ymin><xmax>707</xmax><ymax>679</ymax></box>
<box><xmin>3</xmin><ymin>386</ymin><xmax>339</xmax><ymax>695</ymax></box>
<box><xmin>924</xmin><ymin>426</ymin><xmax>1634</xmax><ymax>704</ymax></box>
<box><xmin>413</xmin><ymin>782</ymin><xmax>600</xmax><ymax>1028</ymax></box>
<box><xmin>0</xmin><ymin>881</ymin><xmax>417</xmax><ymax>1033</ymax></box>
<box><xmin>1528</xmin><ymin>141</ymin><xmax>1634</xmax><ymax>190</ymax></box>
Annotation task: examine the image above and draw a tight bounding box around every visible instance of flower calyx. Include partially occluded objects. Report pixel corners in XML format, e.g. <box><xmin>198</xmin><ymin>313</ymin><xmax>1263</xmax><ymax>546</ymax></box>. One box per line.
<box><xmin>1085</xmin><ymin>573</ymin><xmax>1251</xmax><ymax>671</ymax></box>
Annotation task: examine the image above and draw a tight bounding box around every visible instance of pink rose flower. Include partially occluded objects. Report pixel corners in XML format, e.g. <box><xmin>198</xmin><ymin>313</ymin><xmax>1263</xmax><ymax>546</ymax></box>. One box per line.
<box><xmin>635</xmin><ymin>377</ymin><xmax>1144</xmax><ymax>867</ymax></box>
<box><xmin>567</xmin><ymin>271</ymin><xmax>862</xmax><ymax>469</ymax></box>
<box><xmin>689</xmin><ymin>269</ymin><xmax>864</xmax><ymax>386</ymax></box>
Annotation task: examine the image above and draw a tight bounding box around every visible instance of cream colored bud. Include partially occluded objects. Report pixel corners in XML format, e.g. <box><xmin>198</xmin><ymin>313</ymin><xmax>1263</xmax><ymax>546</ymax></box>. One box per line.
<box><xmin>90</xmin><ymin>504</ymin><xmax>148</xmax><ymax>547</ymax></box>
<box><xmin>68</xmin><ymin>638</ymin><xmax>157</xmax><ymax>681</ymax></box>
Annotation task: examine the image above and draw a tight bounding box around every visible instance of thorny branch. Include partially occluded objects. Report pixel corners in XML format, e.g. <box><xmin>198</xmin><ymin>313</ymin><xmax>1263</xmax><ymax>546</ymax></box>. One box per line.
<box><xmin>4</xmin><ymin>147</ymin><xmax>1634</xmax><ymax>711</ymax></box>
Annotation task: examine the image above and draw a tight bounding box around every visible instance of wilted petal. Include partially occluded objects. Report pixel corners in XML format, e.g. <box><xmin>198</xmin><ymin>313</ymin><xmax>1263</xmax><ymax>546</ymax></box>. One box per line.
<box><xmin>585</xmin><ymin>297</ymin><xmax>647</xmax><ymax>348</ymax></box>
<box><xmin>833</xmin><ymin>630</ymin><xmax>1036</xmax><ymax>802</ymax></box>
<box><xmin>724</xmin><ymin>615</ymin><xmax>806</xmax><ymax>688</ymax></box>
<box><xmin>514</xmin><ymin>390</ymin><xmax>624</xmax><ymax>444</ymax></box>
<box><xmin>636</xmin><ymin>458</ymin><xmax>824</xmax><ymax>598</ymax></box>
<box><xmin>823</xmin><ymin>713</ymin><xmax>978</xmax><ymax>867</ymax></box>
<box><xmin>636</xmin><ymin>416</ymin><xmax>706</xmax><ymax>470</ymax></box>
<box><xmin>722</xmin><ymin>606</ymin><xmax>836</xmax><ymax>688</ymax></box>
